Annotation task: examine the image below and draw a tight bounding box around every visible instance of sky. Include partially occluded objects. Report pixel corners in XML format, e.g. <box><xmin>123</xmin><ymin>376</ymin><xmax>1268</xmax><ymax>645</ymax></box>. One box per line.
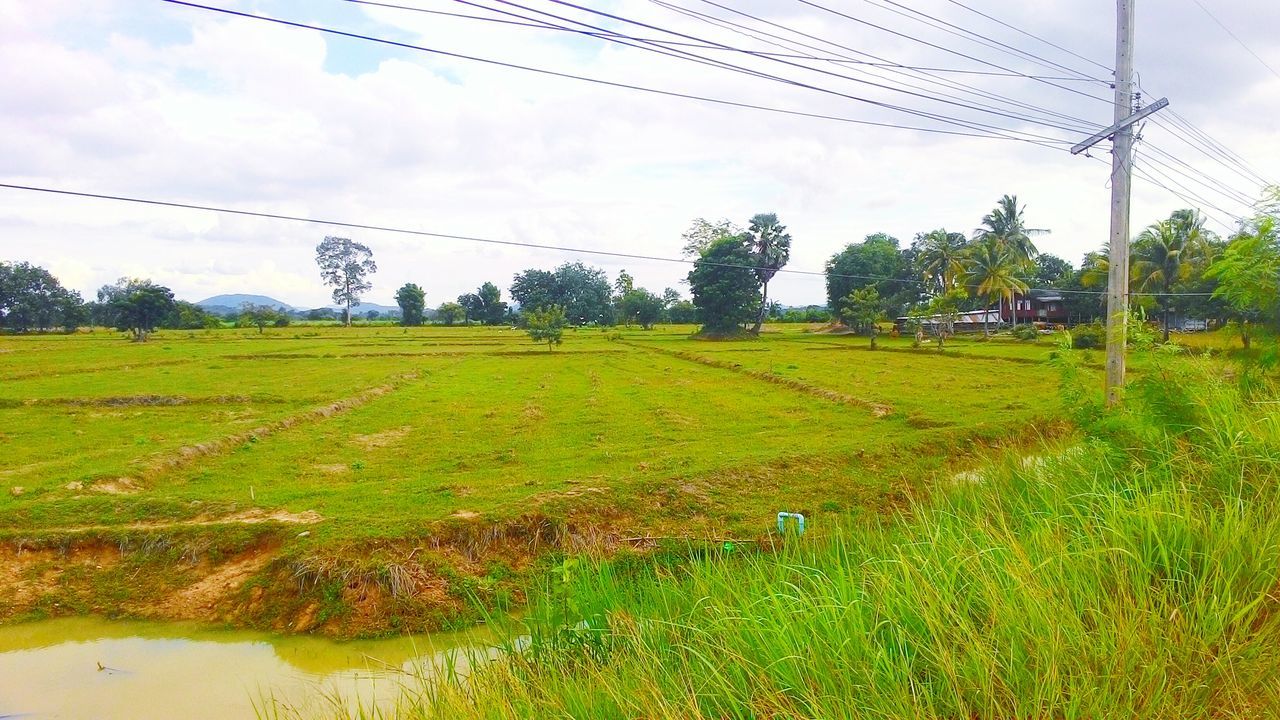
<box><xmin>2</xmin><ymin>0</ymin><xmax>1278</xmax><ymax>308</ymax></box>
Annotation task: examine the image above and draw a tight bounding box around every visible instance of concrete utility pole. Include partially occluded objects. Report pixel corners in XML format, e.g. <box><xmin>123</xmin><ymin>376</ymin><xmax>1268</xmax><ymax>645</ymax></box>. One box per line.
<box><xmin>1104</xmin><ymin>0</ymin><xmax>1136</xmax><ymax>408</ymax></box>
<box><xmin>1071</xmin><ymin>0</ymin><xmax>1167</xmax><ymax>407</ymax></box>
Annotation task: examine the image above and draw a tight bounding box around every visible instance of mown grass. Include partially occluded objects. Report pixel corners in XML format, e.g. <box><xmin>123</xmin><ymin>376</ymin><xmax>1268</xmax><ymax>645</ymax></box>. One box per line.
<box><xmin>294</xmin><ymin>354</ymin><xmax>1280</xmax><ymax>719</ymax></box>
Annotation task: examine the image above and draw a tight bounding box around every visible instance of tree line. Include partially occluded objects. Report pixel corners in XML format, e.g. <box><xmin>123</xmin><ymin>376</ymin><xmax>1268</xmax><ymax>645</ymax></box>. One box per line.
<box><xmin>5</xmin><ymin>190</ymin><xmax>1277</xmax><ymax>345</ymax></box>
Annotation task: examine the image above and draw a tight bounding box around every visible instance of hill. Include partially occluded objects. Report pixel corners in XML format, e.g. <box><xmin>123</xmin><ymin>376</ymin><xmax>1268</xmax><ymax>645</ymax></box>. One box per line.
<box><xmin>196</xmin><ymin>294</ymin><xmax>297</xmax><ymax>312</ymax></box>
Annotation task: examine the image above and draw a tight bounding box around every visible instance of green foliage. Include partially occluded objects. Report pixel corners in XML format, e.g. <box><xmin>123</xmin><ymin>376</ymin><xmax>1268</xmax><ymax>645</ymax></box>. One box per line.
<box><xmin>0</xmin><ymin>261</ymin><xmax>84</xmax><ymax>332</ymax></box>
<box><xmin>620</xmin><ymin>288</ymin><xmax>664</xmax><ymax>330</ymax></box>
<box><xmin>688</xmin><ymin>235</ymin><xmax>761</xmax><ymax>334</ymax></box>
<box><xmin>236</xmin><ymin>303</ymin><xmax>286</xmax><ymax>334</ymax></box>
<box><xmin>525</xmin><ymin>305</ymin><xmax>567</xmax><ymax>350</ymax></box>
<box><xmin>436</xmin><ymin>302</ymin><xmax>466</xmax><ymax>326</ymax></box>
<box><xmin>825</xmin><ymin>233</ymin><xmax>904</xmax><ymax>313</ymax></box>
<box><xmin>744</xmin><ymin>213</ymin><xmax>792</xmax><ymax>332</ymax></box>
<box><xmin>1070</xmin><ymin>322</ymin><xmax>1105</xmax><ymax>349</ymax></box>
<box><xmin>837</xmin><ymin>287</ymin><xmax>884</xmax><ymax>348</ymax></box>
<box><xmin>666</xmin><ymin>300</ymin><xmax>697</xmax><ymax>325</ymax></box>
<box><xmin>395</xmin><ymin>283</ymin><xmax>427</xmax><ymax>326</ymax></box>
<box><xmin>97</xmin><ymin>278</ymin><xmax>175</xmax><ymax>342</ymax></box>
<box><xmin>679</xmin><ymin>217</ymin><xmax>741</xmax><ymax>258</ymax></box>
<box><xmin>459</xmin><ymin>283</ymin><xmax>507</xmax><ymax>326</ymax></box>
<box><xmin>315</xmin><ymin>236</ymin><xmax>376</xmax><ymax>326</ymax></box>
<box><xmin>511</xmin><ymin>263</ymin><xmax>613</xmax><ymax>326</ymax></box>
<box><xmin>1207</xmin><ymin>216</ymin><xmax>1278</xmax><ymax>345</ymax></box>
<box><xmin>1010</xmin><ymin>324</ymin><xmax>1040</xmax><ymax>341</ymax></box>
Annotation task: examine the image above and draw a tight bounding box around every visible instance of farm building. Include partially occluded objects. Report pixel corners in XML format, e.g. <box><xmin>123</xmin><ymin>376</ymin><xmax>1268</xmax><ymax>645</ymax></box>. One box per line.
<box><xmin>896</xmin><ymin>289</ymin><xmax>1069</xmax><ymax>334</ymax></box>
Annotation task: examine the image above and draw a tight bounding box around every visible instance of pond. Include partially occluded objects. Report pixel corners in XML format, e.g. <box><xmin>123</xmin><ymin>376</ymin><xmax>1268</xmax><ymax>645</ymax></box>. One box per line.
<box><xmin>0</xmin><ymin>617</ymin><xmax>503</xmax><ymax>719</ymax></box>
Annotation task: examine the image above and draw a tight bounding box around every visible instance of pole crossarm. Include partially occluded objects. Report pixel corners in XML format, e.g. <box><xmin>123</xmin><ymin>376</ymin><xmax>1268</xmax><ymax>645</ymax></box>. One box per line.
<box><xmin>1071</xmin><ymin>97</ymin><xmax>1169</xmax><ymax>155</ymax></box>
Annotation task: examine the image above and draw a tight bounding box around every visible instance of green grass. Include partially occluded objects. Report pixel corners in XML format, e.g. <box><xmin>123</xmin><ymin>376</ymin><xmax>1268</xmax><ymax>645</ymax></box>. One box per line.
<box><xmin>305</xmin><ymin>356</ymin><xmax>1280</xmax><ymax>719</ymax></box>
<box><xmin>0</xmin><ymin>323</ymin><xmax>1089</xmax><ymax>632</ymax></box>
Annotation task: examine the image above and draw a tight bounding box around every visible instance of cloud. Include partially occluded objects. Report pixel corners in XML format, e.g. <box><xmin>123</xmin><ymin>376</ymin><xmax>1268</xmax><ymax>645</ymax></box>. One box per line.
<box><xmin>1</xmin><ymin>0</ymin><xmax>1277</xmax><ymax>308</ymax></box>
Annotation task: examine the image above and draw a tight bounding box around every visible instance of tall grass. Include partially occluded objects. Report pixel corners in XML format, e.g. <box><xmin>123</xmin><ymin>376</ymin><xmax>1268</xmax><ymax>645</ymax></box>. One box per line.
<box><xmin>294</xmin><ymin>356</ymin><xmax>1280</xmax><ymax>719</ymax></box>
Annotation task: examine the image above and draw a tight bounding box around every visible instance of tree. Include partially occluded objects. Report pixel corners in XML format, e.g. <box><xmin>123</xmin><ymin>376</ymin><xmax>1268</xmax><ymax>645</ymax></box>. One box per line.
<box><xmin>365</xmin><ymin>310</ymin><xmax>381</xmax><ymax>321</ymax></box>
<box><xmin>477</xmin><ymin>282</ymin><xmax>507</xmax><ymax>325</ymax></box>
<box><xmin>458</xmin><ymin>293</ymin><xmax>483</xmax><ymax>325</ymax></box>
<box><xmin>1133</xmin><ymin>209</ymin><xmax>1210</xmax><ymax>342</ymax></box>
<box><xmin>927</xmin><ymin>288</ymin><xmax>967</xmax><ymax>350</ymax></box>
<box><xmin>315</xmin><ymin>236</ymin><xmax>376</xmax><ymax>326</ymax></box>
<box><xmin>744</xmin><ymin>213</ymin><xmax>792</xmax><ymax>334</ymax></box>
<box><xmin>917</xmin><ymin>229</ymin><xmax>968</xmax><ymax>294</ymax></box>
<box><xmin>688</xmin><ymin>235</ymin><xmax>761</xmax><ymax>334</ymax></box>
<box><xmin>613</xmin><ymin>269</ymin><xmax>634</xmax><ymax>297</ymax></box>
<box><xmin>667</xmin><ymin>300</ymin><xmax>697</xmax><ymax>324</ymax></box>
<box><xmin>680</xmin><ymin>218</ymin><xmax>741</xmax><ymax>258</ymax></box>
<box><xmin>510</xmin><ymin>269</ymin><xmax>559</xmax><ymax>314</ymax></box>
<box><xmin>99</xmin><ymin>279</ymin><xmax>175</xmax><ymax>342</ymax></box>
<box><xmin>973</xmin><ymin>195</ymin><xmax>1048</xmax><ymax>327</ymax></box>
<box><xmin>437</xmin><ymin>301</ymin><xmax>467</xmax><ymax>326</ymax></box>
<box><xmin>962</xmin><ymin>238</ymin><xmax>1027</xmax><ymax>337</ymax></box>
<box><xmin>395</xmin><ymin>283</ymin><xmax>426</xmax><ymax>326</ymax></box>
<box><xmin>553</xmin><ymin>262</ymin><xmax>612</xmax><ymax>326</ymax></box>
<box><xmin>1206</xmin><ymin>216</ymin><xmax>1279</xmax><ymax>349</ymax></box>
<box><xmin>237</xmin><ymin>303</ymin><xmax>282</xmax><ymax>333</ymax></box>
<box><xmin>825</xmin><ymin>233</ymin><xmax>905</xmax><ymax>315</ymax></box>
<box><xmin>1033</xmin><ymin>254</ymin><xmax>1073</xmax><ymax>285</ymax></box>
<box><xmin>621</xmin><ymin>288</ymin><xmax>665</xmax><ymax>330</ymax></box>
<box><xmin>838</xmin><ymin>287</ymin><xmax>885</xmax><ymax>349</ymax></box>
<box><xmin>526</xmin><ymin>305</ymin><xmax>567</xmax><ymax>350</ymax></box>
<box><xmin>0</xmin><ymin>262</ymin><xmax>83</xmax><ymax>332</ymax></box>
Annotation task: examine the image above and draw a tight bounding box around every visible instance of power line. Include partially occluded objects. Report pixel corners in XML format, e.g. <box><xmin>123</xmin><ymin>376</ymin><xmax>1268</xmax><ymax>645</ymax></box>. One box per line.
<box><xmin>0</xmin><ymin>181</ymin><xmax>1216</xmax><ymax>296</ymax></box>
<box><xmin>649</xmin><ymin>0</ymin><xmax>1104</xmax><ymax>134</ymax></box>
<box><xmin>787</xmin><ymin>0</ymin><xmax>1113</xmax><ymax>106</ymax></box>
<box><xmin>853</xmin><ymin>0</ymin><xmax>1108</xmax><ymax>84</ymax></box>
<box><xmin>1186</xmin><ymin>0</ymin><xmax>1280</xmax><ymax>82</ymax></box>
<box><xmin>942</xmin><ymin>0</ymin><xmax>1113</xmax><ymax>75</ymax></box>
<box><xmin>488</xmin><ymin>0</ymin><xmax>1098</xmax><ymax>138</ymax></box>
<box><xmin>162</xmin><ymin>0</ymin><xmax>1082</xmax><ymax>148</ymax></box>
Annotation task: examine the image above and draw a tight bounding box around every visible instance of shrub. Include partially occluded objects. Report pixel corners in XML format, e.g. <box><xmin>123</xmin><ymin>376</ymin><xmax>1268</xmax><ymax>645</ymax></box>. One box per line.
<box><xmin>1072</xmin><ymin>323</ymin><xmax>1106</xmax><ymax>349</ymax></box>
<box><xmin>1011</xmin><ymin>324</ymin><xmax>1040</xmax><ymax>341</ymax></box>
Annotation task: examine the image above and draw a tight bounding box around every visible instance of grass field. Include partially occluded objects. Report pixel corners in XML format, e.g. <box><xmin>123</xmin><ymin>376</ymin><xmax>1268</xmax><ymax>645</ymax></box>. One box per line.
<box><xmin>1</xmin><ymin>324</ymin><xmax>1084</xmax><ymax>634</ymax></box>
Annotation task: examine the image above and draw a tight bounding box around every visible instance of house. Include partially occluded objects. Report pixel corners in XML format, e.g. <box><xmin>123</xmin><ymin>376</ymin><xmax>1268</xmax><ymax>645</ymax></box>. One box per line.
<box><xmin>996</xmin><ymin>289</ymin><xmax>1068</xmax><ymax>325</ymax></box>
<box><xmin>895</xmin><ymin>289</ymin><xmax>1069</xmax><ymax>334</ymax></box>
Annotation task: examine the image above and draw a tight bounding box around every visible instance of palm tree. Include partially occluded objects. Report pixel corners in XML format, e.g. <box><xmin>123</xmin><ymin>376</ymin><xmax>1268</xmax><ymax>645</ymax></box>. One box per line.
<box><xmin>745</xmin><ymin>213</ymin><xmax>792</xmax><ymax>334</ymax></box>
<box><xmin>974</xmin><ymin>195</ymin><xmax>1049</xmax><ymax>326</ymax></box>
<box><xmin>962</xmin><ymin>238</ymin><xmax>1028</xmax><ymax>337</ymax></box>
<box><xmin>1133</xmin><ymin>209</ymin><xmax>1209</xmax><ymax>342</ymax></box>
<box><xmin>918</xmin><ymin>229</ymin><xmax>968</xmax><ymax>293</ymax></box>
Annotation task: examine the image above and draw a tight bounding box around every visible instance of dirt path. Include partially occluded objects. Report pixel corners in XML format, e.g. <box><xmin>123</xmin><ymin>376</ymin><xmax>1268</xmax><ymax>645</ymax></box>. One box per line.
<box><xmin>12</xmin><ymin>508</ymin><xmax>322</xmax><ymax>535</ymax></box>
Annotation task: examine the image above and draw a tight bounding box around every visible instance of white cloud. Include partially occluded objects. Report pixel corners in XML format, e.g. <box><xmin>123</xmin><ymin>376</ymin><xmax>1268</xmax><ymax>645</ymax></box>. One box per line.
<box><xmin>1</xmin><ymin>0</ymin><xmax>1277</xmax><ymax>308</ymax></box>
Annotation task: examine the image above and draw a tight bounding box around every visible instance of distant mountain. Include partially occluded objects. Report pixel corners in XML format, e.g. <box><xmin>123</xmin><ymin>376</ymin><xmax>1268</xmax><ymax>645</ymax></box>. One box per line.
<box><xmin>197</xmin><ymin>294</ymin><xmax>297</xmax><ymax>311</ymax></box>
<box><xmin>344</xmin><ymin>301</ymin><xmax>400</xmax><ymax>315</ymax></box>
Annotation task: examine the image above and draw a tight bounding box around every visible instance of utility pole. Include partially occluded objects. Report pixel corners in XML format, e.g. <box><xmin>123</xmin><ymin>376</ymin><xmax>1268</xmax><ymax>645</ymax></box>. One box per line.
<box><xmin>1071</xmin><ymin>0</ymin><xmax>1167</xmax><ymax>407</ymax></box>
<box><xmin>1104</xmin><ymin>0</ymin><xmax>1135</xmax><ymax>408</ymax></box>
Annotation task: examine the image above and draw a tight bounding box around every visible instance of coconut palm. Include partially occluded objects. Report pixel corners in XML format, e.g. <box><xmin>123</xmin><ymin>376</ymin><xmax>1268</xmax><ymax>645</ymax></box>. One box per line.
<box><xmin>962</xmin><ymin>238</ymin><xmax>1028</xmax><ymax>337</ymax></box>
<box><xmin>1133</xmin><ymin>209</ymin><xmax>1210</xmax><ymax>342</ymax></box>
<box><xmin>745</xmin><ymin>213</ymin><xmax>792</xmax><ymax>334</ymax></box>
<box><xmin>918</xmin><ymin>229</ymin><xmax>968</xmax><ymax>294</ymax></box>
<box><xmin>974</xmin><ymin>195</ymin><xmax>1048</xmax><ymax>326</ymax></box>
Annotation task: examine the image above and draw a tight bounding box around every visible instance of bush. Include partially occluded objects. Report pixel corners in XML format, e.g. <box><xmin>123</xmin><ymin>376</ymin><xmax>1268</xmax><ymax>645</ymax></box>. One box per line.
<box><xmin>1072</xmin><ymin>323</ymin><xmax>1105</xmax><ymax>349</ymax></box>
<box><xmin>1011</xmin><ymin>324</ymin><xmax>1040</xmax><ymax>341</ymax></box>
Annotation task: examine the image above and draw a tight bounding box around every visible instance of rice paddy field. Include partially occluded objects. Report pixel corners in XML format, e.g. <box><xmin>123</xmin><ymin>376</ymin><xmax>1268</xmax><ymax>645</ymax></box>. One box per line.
<box><xmin>0</xmin><ymin>324</ymin><xmax>1088</xmax><ymax>634</ymax></box>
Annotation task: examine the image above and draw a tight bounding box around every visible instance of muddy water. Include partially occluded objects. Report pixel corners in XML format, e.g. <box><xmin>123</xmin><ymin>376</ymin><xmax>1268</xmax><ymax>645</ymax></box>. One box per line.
<box><xmin>0</xmin><ymin>617</ymin><xmax>503</xmax><ymax>719</ymax></box>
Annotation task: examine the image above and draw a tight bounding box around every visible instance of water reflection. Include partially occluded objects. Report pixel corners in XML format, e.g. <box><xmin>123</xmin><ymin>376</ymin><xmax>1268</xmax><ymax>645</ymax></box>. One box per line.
<box><xmin>0</xmin><ymin>617</ymin><xmax>502</xmax><ymax>719</ymax></box>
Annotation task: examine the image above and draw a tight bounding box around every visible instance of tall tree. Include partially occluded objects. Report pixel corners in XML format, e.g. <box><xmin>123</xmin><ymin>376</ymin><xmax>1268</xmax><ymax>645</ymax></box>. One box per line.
<box><xmin>825</xmin><ymin>233</ymin><xmax>904</xmax><ymax>315</ymax></box>
<box><xmin>744</xmin><ymin>213</ymin><xmax>792</xmax><ymax>334</ymax></box>
<box><xmin>0</xmin><ymin>262</ymin><xmax>83</xmax><ymax>332</ymax></box>
<box><xmin>962</xmin><ymin>239</ymin><xmax>1028</xmax><ymax>337</ymax></box>
<box><xmin>974</xmin><ymin>195</ymin><xmax>1047</xmax><ymax>327</ymax></box>
<box><xmin>621</xmin><ymin>288</ymin><xmax>664</xmax><ymax>330</ymax></box>
<box><xmin>1133</xmin><ymin>209</ymin><xmax>1210</xmax><ymax>342</ymax></box>
<box><xmin>315</xmin><ymin>236</ymin><xmax>376</xmax><ymax>326</ymax></box>
<box><xmin>395</xmin><ymin>283</ymin><xmax>427</xmax><ymax>326</ymax></box>
<box><xmin>688</xmin><ymin>235</ymin><xmax>761</xmax><ymax>335</ymax></box>
<box><xmin>917</xmin><ymin>229</ymin><xmax>968</xmax><ymax>294</ymax></box>
<box><xmin>476</xmin><ymin>282</ymin><xmax>507</xmax><ymax>325</ymax></box>
<box><xmin>99</xmin><ymin>278</ymin><xmax>175</xmax><ymax>342</ymax></box>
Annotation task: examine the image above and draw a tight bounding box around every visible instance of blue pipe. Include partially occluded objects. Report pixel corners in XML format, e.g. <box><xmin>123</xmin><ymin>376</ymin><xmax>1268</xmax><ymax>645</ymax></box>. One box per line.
<box><xmin>776</xmin><ymin>512</ymin><xmax>805</xmax><ymax>535</ymax></box>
